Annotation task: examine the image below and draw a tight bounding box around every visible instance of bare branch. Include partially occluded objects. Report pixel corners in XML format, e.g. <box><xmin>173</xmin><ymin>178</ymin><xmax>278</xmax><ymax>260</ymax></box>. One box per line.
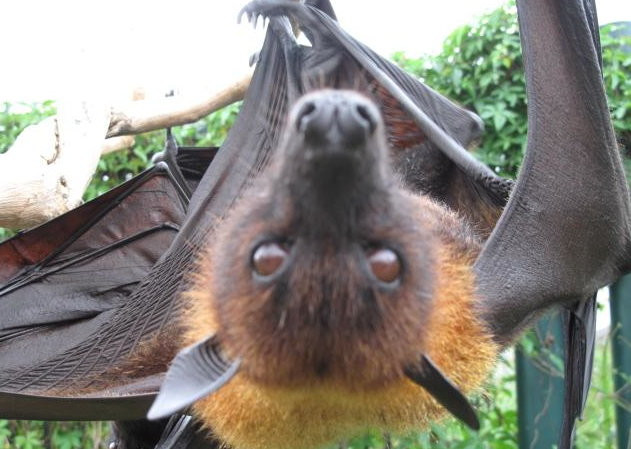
<box><xmin>107</xmin><ymin>72</ymin><xmax>252</xmax><ymax>138</ymax></box>
<box><xmin>0</xmin><ymin>72</ymin><xmax>252</xmax><ymax>230</ymax></box>
<box><xmin>102</xmin><ymin>135</ymin><xmax>135</xmax><ymax>154</ymax></box>
<box><xmin>0</xmin><ymin>102</ymin><xmax>110</xmax><ymax>229</ymax></box>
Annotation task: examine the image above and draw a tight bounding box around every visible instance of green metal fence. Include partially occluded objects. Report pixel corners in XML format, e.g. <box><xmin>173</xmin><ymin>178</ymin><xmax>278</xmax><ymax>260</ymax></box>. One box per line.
<box><xmin>516</xmin><ymin>315</ymin><xmax>565</xmax><ymax>449</ymax></box>
<box><xmin>516</xmin><ymin>274</ymin><xmax>631</xmax><ymax>449</ymax></box>
<box><xmin>610</xmin><ymin>276</ymin><xmax>631</xmax><ymax>449</ymax></box>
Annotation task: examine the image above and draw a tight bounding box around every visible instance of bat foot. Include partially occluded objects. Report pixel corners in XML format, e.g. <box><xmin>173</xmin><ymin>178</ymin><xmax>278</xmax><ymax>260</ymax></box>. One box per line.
<box><xmin>237</xmin><ymin>0</ymin><xmax>299</xmax><ymax>28</ymax></box>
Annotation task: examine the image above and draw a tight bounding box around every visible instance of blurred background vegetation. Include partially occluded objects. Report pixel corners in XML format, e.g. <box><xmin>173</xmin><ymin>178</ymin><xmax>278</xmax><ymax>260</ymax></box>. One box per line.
<box><xmin>0</xmin><ymin>1</ymin><xmax>629</xmax><ymax>448</ymax></box>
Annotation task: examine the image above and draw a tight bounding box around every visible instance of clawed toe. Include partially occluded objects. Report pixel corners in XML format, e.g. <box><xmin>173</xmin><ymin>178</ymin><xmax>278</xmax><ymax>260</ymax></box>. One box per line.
<box><xmin>237</xmin><ymin>0</ymin><xmax>297</xmax><ymax>28</ymax></box>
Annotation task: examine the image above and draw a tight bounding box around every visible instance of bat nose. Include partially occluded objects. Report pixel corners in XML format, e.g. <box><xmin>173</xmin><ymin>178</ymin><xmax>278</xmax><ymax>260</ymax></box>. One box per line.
<box><xmin>295</xmin><ymin>91</ymin><xmax>378</xmax><ymax>148</ymax></box>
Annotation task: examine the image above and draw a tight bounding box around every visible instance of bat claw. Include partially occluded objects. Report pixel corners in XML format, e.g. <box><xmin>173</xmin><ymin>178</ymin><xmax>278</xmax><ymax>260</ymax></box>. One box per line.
<box><xmin>237</xmin><ymin>3</ymin><xmax>259</xmax><ymax>25</ymax></box>
<box><xmin>237</xmin><ymin>0</ymin><xmax>296</xmax><ymax>27</ymax></box>
<box><xmin>404</xmin><ymin>355</ymin><xmax>480</xmax><ymax>430</ymax></box>
<box><xmin>237</xmin><ymin>8</ymin><xmax>246</xmax><ymax>24</ymax></box>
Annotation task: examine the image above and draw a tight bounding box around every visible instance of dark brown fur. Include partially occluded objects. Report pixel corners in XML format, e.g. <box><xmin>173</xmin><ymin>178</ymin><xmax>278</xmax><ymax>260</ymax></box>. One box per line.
<box><xmin>178</xmin><ymin>91</ymin><xmax>496</xmax><ymax>449</ymax></box>
<box><xmin>209</xmin><ymin>190</ymin><xmax>438</xmax><ymax>388</ymax></box>
<box><xmin>186</xmin><ymin>91</ymin><xmax>483</xmax><ymax>389</ymax></box>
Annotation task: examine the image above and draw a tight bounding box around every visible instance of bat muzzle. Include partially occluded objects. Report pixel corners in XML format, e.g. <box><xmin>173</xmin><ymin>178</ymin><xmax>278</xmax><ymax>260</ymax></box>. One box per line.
<box><xmin>294</xmin><ymin>90</ymin><xmax>378</xmax><ymax>150</ymax></box>
<box><xmin>279</xmin><ymin>90</ymin><xmax>390</xmax><ymax>238</ymax></box>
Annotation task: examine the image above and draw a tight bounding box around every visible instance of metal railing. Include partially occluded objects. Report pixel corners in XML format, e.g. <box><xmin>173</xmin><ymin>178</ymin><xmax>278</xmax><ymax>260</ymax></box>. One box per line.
<box><xmin>516</xmin><ymin>274</ymin><xmax>631</xmax><ymax>449</ymax></box>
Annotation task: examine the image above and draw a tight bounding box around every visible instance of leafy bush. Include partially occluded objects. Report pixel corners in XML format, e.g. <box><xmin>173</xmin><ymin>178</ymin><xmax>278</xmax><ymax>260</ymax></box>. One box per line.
<box><xmin>394</xmin><ymin>4</ymin><xmax>631</xmax><ymax>179</ymax></box>
<box><xmin>0</xmin><ymin>421</ymin><xmax>109</xmax><ymax>449</ymax></box>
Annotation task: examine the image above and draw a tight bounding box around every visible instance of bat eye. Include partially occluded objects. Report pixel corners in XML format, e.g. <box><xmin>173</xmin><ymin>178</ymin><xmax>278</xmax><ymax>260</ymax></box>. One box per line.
<box><xmin>252</xmin><ymin>242</ymin><xmax>289</xmax><ymax>278</ymax></box>
<box><xmin>367</xmin><ymin>247</ymin><xmax>401</xmax><ymax>284</ymax></box>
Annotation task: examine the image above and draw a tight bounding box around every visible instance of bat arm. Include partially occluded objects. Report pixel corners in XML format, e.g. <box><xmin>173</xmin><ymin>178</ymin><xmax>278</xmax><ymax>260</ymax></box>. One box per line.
<box><xmin>475</xmin><ymin>0</ymin><xmax>631</xmax><ymax>341</ymax></box>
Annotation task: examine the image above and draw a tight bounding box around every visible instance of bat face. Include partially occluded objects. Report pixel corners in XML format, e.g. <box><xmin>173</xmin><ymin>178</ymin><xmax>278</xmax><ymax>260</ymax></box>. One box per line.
<box><xmin>196</xmin><ymin>90</ymin><xmax>440</xmax><ymax>387</ymax></box>
<box><xmin>165</xmin><ymin>90</ymin><xmax>497</xmax><ymax>449</ymax></box>
<box><xmin>162</xmin><ymin>90</ymin><xmax>497</xmax><ymax>449</ymax></box>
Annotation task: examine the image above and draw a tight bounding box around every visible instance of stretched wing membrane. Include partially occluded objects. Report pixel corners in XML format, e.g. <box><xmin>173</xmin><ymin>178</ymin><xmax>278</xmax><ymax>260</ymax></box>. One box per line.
<box><xmin>0</xmin><ymin>146</ymin><xmax>213</xmax><ymax>419</ymax></box>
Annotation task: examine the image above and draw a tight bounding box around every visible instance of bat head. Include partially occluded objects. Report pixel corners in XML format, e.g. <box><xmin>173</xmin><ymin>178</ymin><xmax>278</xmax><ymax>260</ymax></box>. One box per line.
<box><xmin>150</xmin><ymin>90</ymin><xmax>485</xmax><ymax>430</ymax></box>
<box><xmin>206</xmin><ymin>90</ymin><xmax>438</xmax><ymax>387</ymax></box>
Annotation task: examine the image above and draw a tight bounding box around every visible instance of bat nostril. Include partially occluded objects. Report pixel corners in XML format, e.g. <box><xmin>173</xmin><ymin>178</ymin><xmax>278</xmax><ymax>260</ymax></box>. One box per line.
<box><xmin>355</xmin><ymin>104</ymin><xmax>376</xmax><ymax>134</ymax></box>
<box><xmin>291</xmin><ymin>92</ymin><xmax>383</xmax><ymax>150</ymax></box>
<box><xmin>296</xmin><ymin>101</ymin><xmax>317</xmax><ymax>131</ymax></box>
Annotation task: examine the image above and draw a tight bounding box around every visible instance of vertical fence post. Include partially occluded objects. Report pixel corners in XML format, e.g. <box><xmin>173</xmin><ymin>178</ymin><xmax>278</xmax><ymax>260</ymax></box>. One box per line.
<box><xmin>516</xmin><ymin>313</ymin><xmax>565</xmax><ymax>449</ymax></box>
<box><xmin>605</xmin><ymin>19</ymin><xmax>631</xmax><ymax>449</ymax></box>
<box><xmin>610</xmin><ymin>275</ymin><xmax>631</xmax><ymax>449</ymax></box>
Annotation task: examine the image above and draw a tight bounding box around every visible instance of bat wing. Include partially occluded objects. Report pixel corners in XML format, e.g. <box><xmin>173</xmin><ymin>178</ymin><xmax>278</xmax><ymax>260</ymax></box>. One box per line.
<box><xmin>0</xmin><ymin>141</ymin><xmax>216</xmax><ymax>420</ymax></box>
<box><xmin>0</xmin><ymin>10</ymin><xmax>311</xmax><ymax>419</ymax></box>
<box><xmin>475</xmin><ymin>0</ymin><xmax>630</xmax><ymax>353</ymax></box>
<box><xmin>473</xmin><ymin>0</ymin><xmax>631</xmax><ymax>446</ymax></box>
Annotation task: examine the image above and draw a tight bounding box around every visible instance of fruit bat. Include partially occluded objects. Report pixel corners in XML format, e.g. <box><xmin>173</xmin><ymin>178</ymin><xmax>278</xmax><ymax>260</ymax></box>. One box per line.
<box><xmin>0</xmin><ymin>0</ymin><xmax>628</xmax><ymax>449</ymax></box>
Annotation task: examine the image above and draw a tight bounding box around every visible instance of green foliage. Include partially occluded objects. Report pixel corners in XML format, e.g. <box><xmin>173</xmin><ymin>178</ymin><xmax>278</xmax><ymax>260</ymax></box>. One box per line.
<box><xmin>0</xmin><ymin>421</ymin><xmax>109</xmax><ymax>449</ymax></box>
<box><xmin>394</xmin><ymin>3</ymin><xmax>524</xmax><ymax>178</ymax></box>
<box><xmin>394</xmin><ymin>3</ymin><xmax>631</xmax><ymax>179</ymax></box>
<box><xmin>603</xmin><ymin>25</ymin><xmax>631</xmax><ymax>140</ymax></box>
<box><xmin>0</xmin><ymin>101</ymin><xmax>56</xmax><ymax>156</ymax></box>
<box><xmin>601</xmin><ymin>23</ymin><xmax>631</xmax><ymax>179</ymax></box>
<box><xmin>575</xmin><ymin>332</ymin><xmax>618</xmax><ymax>449</ymax></box>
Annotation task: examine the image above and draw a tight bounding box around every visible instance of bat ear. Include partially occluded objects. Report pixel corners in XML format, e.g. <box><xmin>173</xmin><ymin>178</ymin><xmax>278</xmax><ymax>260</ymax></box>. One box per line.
<box><xmin>147</xmin><ymin>335</ymin><xmax>241</xmax><ymax>421</ymax></box>
<box><xmin>404</xmin><ymin>355</ymin><xmax>480</xmax><ymax>430</ymax></box>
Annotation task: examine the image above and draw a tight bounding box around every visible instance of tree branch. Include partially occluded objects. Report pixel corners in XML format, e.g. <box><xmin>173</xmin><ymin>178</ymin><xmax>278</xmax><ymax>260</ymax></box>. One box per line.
<box><xmin>0</xmin><ymin>71</ymin><xmax>252</xmax><ymax>230</ymax></box>
<box><xmin>107</xmin><ymin>72</ymin><xmax>252</xmax><ymax>138</ymax></box>
<box><xmin>0</xmin><ymin>102</ymin><xmax>110</xmax><ymax>229</ymax></box>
